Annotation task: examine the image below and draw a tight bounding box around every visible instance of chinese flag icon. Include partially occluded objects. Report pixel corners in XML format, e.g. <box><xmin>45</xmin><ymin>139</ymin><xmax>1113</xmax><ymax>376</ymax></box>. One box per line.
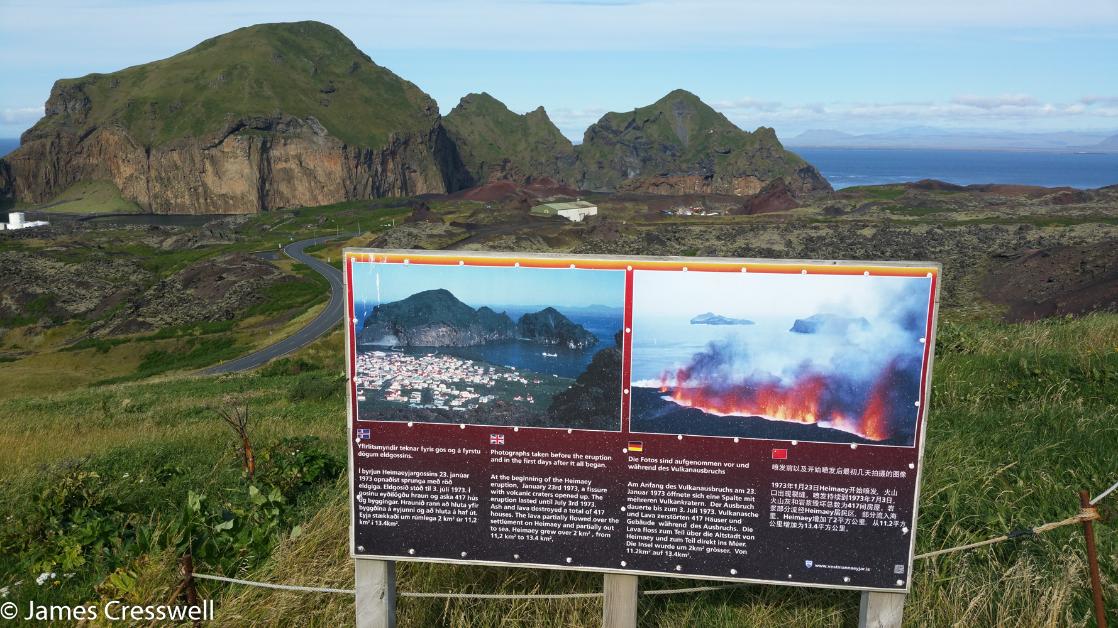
<box><xmin>771</xmin><ymin>449</ymin><xmax>788</xmax><ymax>460</ymax></box>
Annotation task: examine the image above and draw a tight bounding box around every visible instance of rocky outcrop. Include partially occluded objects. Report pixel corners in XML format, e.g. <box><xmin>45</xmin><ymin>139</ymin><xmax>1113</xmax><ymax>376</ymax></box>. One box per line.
<box><xmin>0</xmin><ymin>158</ymin><xmax>12</xmax><ymax>201</ymax></box>
<box><xmin>5</xmin><ymin>21</ymin><xmax>832</xmax><ymax>212</ymax></box>
<box><xmin>690</xmin><ymin>312</ymin><xmax>754</xmax><ymax>326</ymax></box>
<box><xmin>444</xmin><ymin>93</ymin><xmax>576</xmax><ymax>185</ymax></box>
<box><xmin>981</xmin><ymin>240</ymin><xmax>1118</xmax><ymax>321</ymax></box>
<box><xmin>361</xmin><ymin>289</ymin><xmax>599</xmax><ymax>349</ymax></box>
<box><xmin>547</xmin><ymin>332</ymin><xmax>623</xmax><ymax>429</ymax></box>
<box><xmin>733</xmin><ymin>179</ymin><xmax>802</xmax><ymax>215</ymax></box>
<box><xmin>9</xmin><ymin>115</ymin><xmax>462</xmax><ymax>214</ymax></box>
<box><xmin>789</xmin><ymin>314</ymin><xmax>870</xmax><ymax>335</ymax></box>
<box><xmin>91</xmin><ymin>252</ymin><xmax>290</xmax><ymax>335</ymax></box>
<box><xmin>0</xmin><ymin>252</ymin><xmax>149</xmax><ymax>327</ymax></box>
<box><xmin>5</xmin><ymin>21</ymin><xmax>467</xmax><ymax>214</ymax></box>
<box><xmin>360</xmin><ymin>289</ymin><xmax>517</xmax><ymax>346</ymax></box>
<box><xmin>517</xmin><ymin>307</ymin><xmax>597</xmax><ymax>349</ymax></box>
<box><xmin>574</xmin><ymin>90</ymin><xmax>831</xmax><ymax>197</ymax></box>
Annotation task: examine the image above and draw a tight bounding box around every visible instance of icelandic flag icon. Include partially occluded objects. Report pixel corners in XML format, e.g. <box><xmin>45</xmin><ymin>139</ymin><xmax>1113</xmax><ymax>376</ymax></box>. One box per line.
<box><xmin>357</xmin><ymin>428</ymin><xmax>371</xmax><ymax>440</ymax></box>
<box><xmin>490</xmin><ymin>433</ymin><xmax>506</xmax><ymax>446</ymax></box>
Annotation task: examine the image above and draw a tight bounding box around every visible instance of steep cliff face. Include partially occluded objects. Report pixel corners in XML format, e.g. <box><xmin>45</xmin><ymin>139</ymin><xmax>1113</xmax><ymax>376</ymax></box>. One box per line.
<box><xmin>8</xmin><ymin>21</ymin><xmax>831</xmax><ymax>211</ymax></box>
<box><xmin>443</xmin><ymin>93</ymin><xmax>576</xmax><ymax>185</ymax></box>
<box><xmin>516</xmin><ymin>307</ymin><xmax>597</xmax><ymax>349</ymax></box>
<box><xmin>0</xmin><ymin>158</ymin><xmax>11</xmax><ymax>201</ymax></box>
<box><xmin>574</xmin><ymin>89</ymin><xmax>830</xmax><ymax>196</ymax></box>
<box><xmin>6</xmin><ymin>21</ymin><xmax>466</xmax><ymax>213</ymax></box>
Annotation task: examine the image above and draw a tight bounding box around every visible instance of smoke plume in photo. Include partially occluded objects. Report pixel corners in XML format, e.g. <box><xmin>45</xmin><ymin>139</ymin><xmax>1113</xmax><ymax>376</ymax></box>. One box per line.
<box><xmin>639</xmin><ymin>272</ymin><xmax>932</xmax><ymax>444</ymax></box>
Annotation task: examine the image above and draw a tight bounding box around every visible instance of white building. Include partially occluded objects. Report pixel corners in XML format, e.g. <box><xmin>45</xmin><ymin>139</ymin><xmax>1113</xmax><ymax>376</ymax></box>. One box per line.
<box><xmin>529</xmin><ymin>200</ymin><xmax>598</xmax><ymax>222</ymax></box>
<box><xmin>0</xmin><ymin>212</ymin><xmax>49</xmax><ymax>231</ymax></box>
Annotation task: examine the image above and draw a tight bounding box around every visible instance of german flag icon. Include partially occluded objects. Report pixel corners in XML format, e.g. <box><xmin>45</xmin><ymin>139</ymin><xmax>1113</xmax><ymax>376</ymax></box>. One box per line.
<box><xmin>627</xmin><ymin>441</ymin><xmax>644</xmax><ymax>452</ymax></box>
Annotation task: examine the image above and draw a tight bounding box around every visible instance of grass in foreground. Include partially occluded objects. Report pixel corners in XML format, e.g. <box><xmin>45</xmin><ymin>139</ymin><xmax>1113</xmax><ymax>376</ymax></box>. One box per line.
<box><xmin>0</xmin><ymin>316</ymin><xmax>1115</xmax><ymax>626</ymax></box>
<box><xmin>217</xmin><ymin>314</ymin><xmax>1118</xmax><ymax>626</ymax></box>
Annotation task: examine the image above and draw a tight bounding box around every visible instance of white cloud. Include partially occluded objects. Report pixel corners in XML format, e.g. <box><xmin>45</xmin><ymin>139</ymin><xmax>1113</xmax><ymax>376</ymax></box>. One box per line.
<box><xmin>676</xmin><ymin>95</ymin><xmax>1118</xmax><ymax>138</ymax></box>
<box><xmin>543</xmin><ymin>94</ymin><xmax>1118</xmax><ymax>140</ymax></box>
<box><xmin>1</xmin><ymin>107</ymin><xmax>43</xmax><ymax>125</ymax></box>
<box><xmin>1082</xmin><ymin>95</ymin><xmax>1118</xmax><ymax>106</ymax></box>
<box><xmin>951</xmin><ymin>94</ymin><xmax>1038</xmax><ymax>109</ymax></box>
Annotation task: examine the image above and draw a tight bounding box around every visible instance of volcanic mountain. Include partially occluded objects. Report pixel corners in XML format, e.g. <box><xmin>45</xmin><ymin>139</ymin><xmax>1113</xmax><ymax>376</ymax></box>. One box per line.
<box><xmin>443</xmin><ymin>92</ymin><xmax>577</xmax><ymax>186</ymax></box>
<box><xmin>573</xmin><ymin>89</ymin><xmax>830</xmax><ymax>196</ymax></box>
<box><xmin>360</xmin><ymin>289</ymin><xmax>597</xmax><ymax>349</ymax></box>
<box><xmin>1</xmin><ymin>21</ymin><xmax>467</xmax><ymax>213</ymax></box>
<box><xmin>517</xmin><ymin>306</ymin><xmax>597</xmax><ymax>349</ymax></box>
<box><xmin>0</xmin><ymin>22</ymin><xmax>831</xmax><ymax>212</ymax></box>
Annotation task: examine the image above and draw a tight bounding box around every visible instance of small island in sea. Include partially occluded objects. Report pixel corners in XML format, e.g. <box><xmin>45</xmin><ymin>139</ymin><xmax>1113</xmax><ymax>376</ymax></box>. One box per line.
<box><xmin>690</xmin><ymin>312</ymin><xmax>754</xmax><ymax>325</ymax></box>
<box><xmin>789</xmin><ymin>313</ymin><xmax>870</xmax><ymax>334</ymax></box>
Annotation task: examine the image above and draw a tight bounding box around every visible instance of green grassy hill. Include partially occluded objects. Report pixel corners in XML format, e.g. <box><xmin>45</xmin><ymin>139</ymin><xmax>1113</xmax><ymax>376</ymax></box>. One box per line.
<box><xmin>26</xmin><ymin>21</ymin><xmax>438</xmax><ymax>150</ymax></box>
<box><xmin>576</xmin><ymin>89</ymin><xmax>828</xmax><ymax>194</ymax></box>
<box><xmin>443</xmin><ymin>92</ymin><xmax>577</xmax><ymax>185</ymax></box>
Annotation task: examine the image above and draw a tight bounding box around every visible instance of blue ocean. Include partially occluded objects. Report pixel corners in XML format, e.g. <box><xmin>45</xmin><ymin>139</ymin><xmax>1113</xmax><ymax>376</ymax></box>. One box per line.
<box><xmin>794</xmin><ymin>147</ymin><xmax>1118</xmax><ymax>190</ymax></box>
<box><xmin>375</xmin><ymin>307</ymin><xmax>624</xmax><ymax>380</ymax></box>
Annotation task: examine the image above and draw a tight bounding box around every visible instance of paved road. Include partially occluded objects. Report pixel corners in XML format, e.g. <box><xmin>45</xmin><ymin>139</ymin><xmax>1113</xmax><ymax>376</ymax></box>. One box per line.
<box><xmin>202</xmin><ymin>234</ymin><xmax>350</xmax><ymax>375</ymax></box>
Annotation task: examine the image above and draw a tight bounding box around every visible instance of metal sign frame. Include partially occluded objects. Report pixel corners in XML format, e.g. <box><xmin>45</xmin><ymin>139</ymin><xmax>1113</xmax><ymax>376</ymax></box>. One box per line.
<box><xmin>344</xmin><ymin>248</ymin><xmax>941</xmax><ymax>594</ymax></box>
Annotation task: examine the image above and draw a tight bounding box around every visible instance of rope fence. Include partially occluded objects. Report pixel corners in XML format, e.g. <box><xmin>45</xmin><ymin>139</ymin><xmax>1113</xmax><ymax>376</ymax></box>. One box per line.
<box><xmin>189</xmin><ymin>574</ymin><xmax>753</xmax><ymax>598</ymax></box>
<box><xmin>185</xmin><ymin>480</ymin><xmax>1113</xmax><ymax>601</ymax></box>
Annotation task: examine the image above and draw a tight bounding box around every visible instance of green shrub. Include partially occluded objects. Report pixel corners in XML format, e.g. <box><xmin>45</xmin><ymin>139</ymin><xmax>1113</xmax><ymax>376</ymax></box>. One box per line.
<box><xmin>259</xmin><ymin>357</ymin><xmax>323</xmax><ymax>377</ymax></box>
<box><xmin>287</xmin><ymin>374</ymin><xmax>342</xmax><ymax>401</ymax></box>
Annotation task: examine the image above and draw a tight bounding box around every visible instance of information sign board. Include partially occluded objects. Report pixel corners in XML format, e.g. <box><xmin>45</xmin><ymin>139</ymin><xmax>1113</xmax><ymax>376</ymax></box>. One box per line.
<box><xmin>346</xmin><ymin>250</ymin><xmax>940</xmax><ymax>591</ymax></box>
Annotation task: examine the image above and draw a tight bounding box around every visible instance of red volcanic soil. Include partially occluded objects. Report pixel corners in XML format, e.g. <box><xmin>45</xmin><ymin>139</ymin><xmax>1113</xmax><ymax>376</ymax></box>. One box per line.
<box><xmin>904</xmin><ymin>179</ymin><xmax>1086</xmax><ymax>199</ymax></box>
<box><xmin>448</xmin><ymin>178</ymin><xmax>582</xmax><ymax>203</ymax></box>
<box><xmin>732</xmin><ymin>180</ymin><xmax>800</xmax><ymax>215</ymax></box>
<box><xmin>982</xmin><ymin>241</ymin><xmax>1118</xmax><ymax>321</ymax></box>
<box><xmin>402</xmin><ymin>203</ymin><xmax>444</xmax><ymax>224</ymax></box>
<box><xmin>906</xmin><ymin>179</ymin><xmax>967</xmax><ymax>192</ymax></box>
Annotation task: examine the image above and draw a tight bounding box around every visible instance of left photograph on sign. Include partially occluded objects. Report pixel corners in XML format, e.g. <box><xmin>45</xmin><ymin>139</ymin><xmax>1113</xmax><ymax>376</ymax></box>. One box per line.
<box><xmin>350</xmin><ymin>259</ymin><xmax>627</xmax><ymax>431</ymax></box>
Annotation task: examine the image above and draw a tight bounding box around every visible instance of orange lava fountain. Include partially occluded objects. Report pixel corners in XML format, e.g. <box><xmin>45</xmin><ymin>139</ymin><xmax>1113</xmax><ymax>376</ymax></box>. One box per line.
<box><xmin>660</xmin><ymin>360</ymin><xmax>903</xmax><ymax>442</ymax></box>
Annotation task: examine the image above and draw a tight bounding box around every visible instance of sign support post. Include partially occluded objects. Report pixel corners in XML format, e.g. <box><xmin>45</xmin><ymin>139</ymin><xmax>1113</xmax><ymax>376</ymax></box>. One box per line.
<box><xmin>602</xmin><ymin>573</ymin><xmax>638</xmax><ymax>628</ymax></box>
<box><xmin>858</xmin><ymin>591</ymin><xmax>905</xmax><ymax>628</ymax></box>
<box><xmin>355</xmin><ymin>559</ymin><xmax>396</xmax><ymax>628</ymax></box>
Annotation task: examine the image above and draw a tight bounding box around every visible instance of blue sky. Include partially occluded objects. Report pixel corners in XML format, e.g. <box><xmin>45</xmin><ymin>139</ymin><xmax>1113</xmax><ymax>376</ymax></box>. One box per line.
<box><xmin>2</xmin><ymin>0</ymin><xmax>1117</xmax><ymax>140</ymax></box>
<box><xmin>351</xmin><ymin>262</ymin><xmax>626</xmax><ymax>311</ymax></box>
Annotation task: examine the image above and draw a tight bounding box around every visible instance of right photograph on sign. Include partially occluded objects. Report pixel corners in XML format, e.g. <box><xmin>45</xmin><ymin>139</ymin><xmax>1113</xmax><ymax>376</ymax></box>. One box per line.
<box><xmin>629</xmin><ymin>269</ymin><xmax>934</xmax><ymax>447</ymax></box>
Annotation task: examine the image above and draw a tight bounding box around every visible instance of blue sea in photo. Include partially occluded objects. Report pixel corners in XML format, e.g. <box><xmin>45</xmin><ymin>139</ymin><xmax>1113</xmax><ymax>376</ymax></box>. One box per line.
<box><xmin>351</xmin><ymin>261</ymin><xmax>626</xmax><ymax>378</ymax></box>
<box><xmin>403</xmin><ymin>307</ymin><xmax>623</xmax><ymax>379</ymax></box>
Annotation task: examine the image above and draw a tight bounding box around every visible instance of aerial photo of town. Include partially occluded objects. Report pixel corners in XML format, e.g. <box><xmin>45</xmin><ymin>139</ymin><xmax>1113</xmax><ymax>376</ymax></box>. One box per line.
<box><xmin>350</xmin><ymin>261</ymin><xmax>626</xmax><ymax>430</ymax></box>
<box><xmin>354</xmin><ymin>349</ymin><xmax>562</xmax><ymax>418</ymax></box>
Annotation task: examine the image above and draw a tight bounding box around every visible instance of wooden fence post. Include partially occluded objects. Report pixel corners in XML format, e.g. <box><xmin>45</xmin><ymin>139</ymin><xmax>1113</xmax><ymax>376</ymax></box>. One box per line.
<box><xmin>858</xmin><ymin>591</ymin><xmax>905</xmax><ymax>628</ymax></box>
<box><xmin>180</xmin><ymin>554</ymin><xmax>202</xmax><ymax>627</ymax></box>
<box><xmin>602</xmin><ymin>573</ymin><xmax>638</xmax><ymax>628</ymax></box>
<box><xmin>355</xmin><ymin>559</ymin><xmax>396</xmax><ymax>628</ymax></box>
<box><xmin>1079</xmin><ymin>490</ymin><xmax>1108</xmax><ymax>628</ymax></box>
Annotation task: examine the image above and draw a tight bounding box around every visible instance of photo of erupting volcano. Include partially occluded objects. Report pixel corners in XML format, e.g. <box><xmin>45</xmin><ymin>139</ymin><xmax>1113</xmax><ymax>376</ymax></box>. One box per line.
<box><xmin>629</xmin><ymin>269</ymin><xmax>935</xmax><ymax>446</ymax></box>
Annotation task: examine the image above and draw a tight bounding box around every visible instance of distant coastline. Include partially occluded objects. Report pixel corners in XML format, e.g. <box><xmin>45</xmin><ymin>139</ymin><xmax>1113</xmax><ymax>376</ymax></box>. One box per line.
<box><xmin>793</xmin><ymin>147</ymin><xmax>1118</xmax><ymax>190</ymax></box>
